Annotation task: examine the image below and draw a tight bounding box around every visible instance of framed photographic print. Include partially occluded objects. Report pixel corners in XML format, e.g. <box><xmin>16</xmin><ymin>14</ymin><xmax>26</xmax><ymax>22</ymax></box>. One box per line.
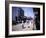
<box><xmin>5</xmin><ymin>1</ymin><xmax>45</xmax><ymax>37</ymax></box>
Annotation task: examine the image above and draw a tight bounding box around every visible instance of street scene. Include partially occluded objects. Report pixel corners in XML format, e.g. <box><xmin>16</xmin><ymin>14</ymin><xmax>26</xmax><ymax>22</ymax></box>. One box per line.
<box><xmin>12</xmin><ymin>7</ymin><xmax>40</xmax><ymax>31</ymax></box>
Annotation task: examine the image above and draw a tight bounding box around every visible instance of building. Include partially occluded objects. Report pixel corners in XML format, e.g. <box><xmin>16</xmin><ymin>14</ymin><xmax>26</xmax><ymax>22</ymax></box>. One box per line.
<box><xmin>33</xmin><ymin>8</ymin><xmax>40</xmax><ymax>30</ymax></box>
<box><xmin>12</xmin><ymin>7</ymin><xmax>24</xmax><ymax>25</ymax></box>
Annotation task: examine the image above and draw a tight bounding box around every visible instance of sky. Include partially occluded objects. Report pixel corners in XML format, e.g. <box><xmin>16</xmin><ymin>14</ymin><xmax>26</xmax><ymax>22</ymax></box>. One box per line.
<box><xmin>22</xmin><ymin>7</ymin><xmax>34</xmax><ymax>18</ymax></box>
<box><xmin>12</xmin><ymin>7</ymin><xmax>35</xmax><ymax>21</ymax></box>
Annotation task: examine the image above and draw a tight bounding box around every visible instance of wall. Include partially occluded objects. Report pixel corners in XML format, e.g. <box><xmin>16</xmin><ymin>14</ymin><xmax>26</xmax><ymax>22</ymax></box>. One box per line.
<box><xmin>0</xmin><ymin>0</ymin><xmax>46</xmax><ymax>38</ymax></box>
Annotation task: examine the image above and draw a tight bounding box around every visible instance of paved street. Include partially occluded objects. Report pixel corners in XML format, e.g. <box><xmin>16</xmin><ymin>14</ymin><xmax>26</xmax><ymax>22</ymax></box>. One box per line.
<box><xmin>12</xmin><ymin>20</ymin><xmax>36</xmax><ymax>31</ymax></box>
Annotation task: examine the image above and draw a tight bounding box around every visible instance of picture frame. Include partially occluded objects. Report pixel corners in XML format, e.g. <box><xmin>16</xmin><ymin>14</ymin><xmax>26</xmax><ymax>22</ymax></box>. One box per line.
<box><xmin>5</xmin><ymin>1</ymin><xmax>45</xmax><ymax>37</ymax></box>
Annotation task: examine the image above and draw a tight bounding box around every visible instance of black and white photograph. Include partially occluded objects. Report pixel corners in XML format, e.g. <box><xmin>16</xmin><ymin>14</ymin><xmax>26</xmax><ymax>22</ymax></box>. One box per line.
<box><xmin>5</xmin><ymin>1</ymin><xmax>45</xmax><ymax>37</ymax></box>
